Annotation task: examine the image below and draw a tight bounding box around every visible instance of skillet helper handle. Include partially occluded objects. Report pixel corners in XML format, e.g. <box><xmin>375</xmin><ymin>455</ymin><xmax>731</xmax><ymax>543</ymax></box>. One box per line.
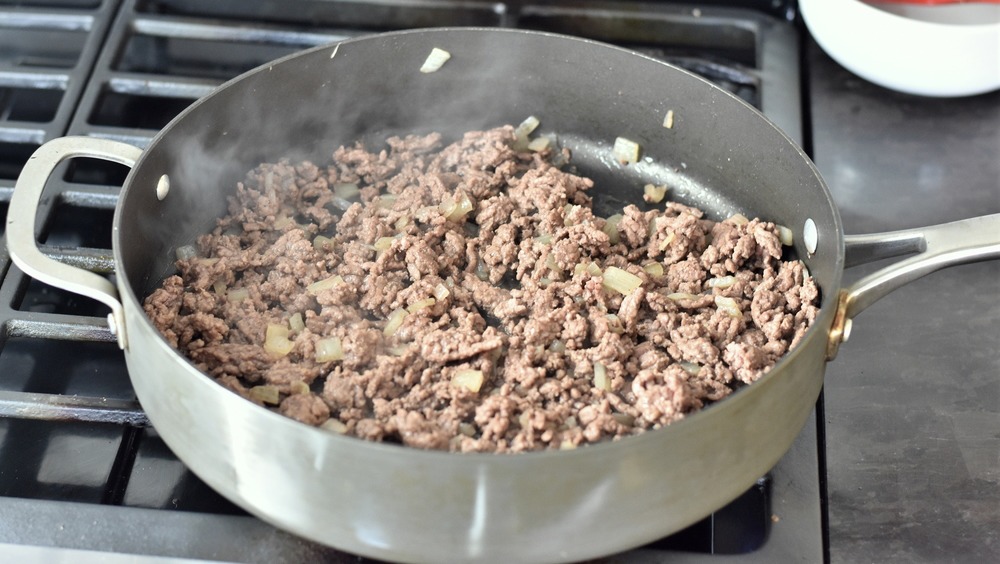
<box><xmin>5</xmin><ymin>136</ymin><xmax>142</xmax><ymax>350</ymax></box>
<box><xmin>827</xmin><ymin>214</ymin><xmax>1000</xmax><ymax>359</ymax></box>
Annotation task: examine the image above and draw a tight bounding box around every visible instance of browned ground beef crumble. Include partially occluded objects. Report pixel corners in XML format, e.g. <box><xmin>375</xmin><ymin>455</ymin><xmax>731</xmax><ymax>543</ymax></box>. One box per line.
<box><xmin>143</xmin><ymin>126</ymin><xmax>820</xmax><ymax>453</ymax></box>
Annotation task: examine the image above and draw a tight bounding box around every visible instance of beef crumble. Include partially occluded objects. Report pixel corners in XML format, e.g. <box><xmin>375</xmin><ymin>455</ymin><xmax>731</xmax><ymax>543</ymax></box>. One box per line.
<box><xmin>143</xmin><ymin>125</ymin><xmax>820</xmax><ymax>453</ymax></box>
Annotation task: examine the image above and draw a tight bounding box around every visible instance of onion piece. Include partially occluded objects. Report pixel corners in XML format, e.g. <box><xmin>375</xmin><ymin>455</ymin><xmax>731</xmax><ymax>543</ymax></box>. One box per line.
<box><xmin>175</xmin><ymin>244</ymin><xmax>198</xmax><ymax>261</ymax></box>
<box><xmin>333</xmin><ymin>182</ymin><xmax>359</xmax><ymax>200</ymax></box>
<box><xmin>707</xmin><ymin>276</ymin><xmax>736</xmax><ymax>289</ymax></box>
<box><xmin>307</xmin><ymin>274</ymin><xmax>344</xmax><ymax>296</ymax></box>
<box><xmin>527</xmin><ymin>136</ymin><xmax>550</xmax><ymax>152</ymax></box>
<box><xmin>514</xmin><ymin>115</ymin><xmax>540</xmax><ymax>140</ymax></box>
<box><xmin>593</xmin><ymin>362</ymin><xmax>611</xmax><ymax>391</ymax></box>
<box><xmin>290</xmin><ymin>380</ymin><xmax>310</xmax><ymax>395</ymax></box>
<box><xmin>419</xmin><ymin>47</ymin><xmax>451</xmax><ymax>73</ymax></box>
<box><xmin>612</xmin><ymin>136</ymin><xmax>640</xmax><ymax>165</ymax></box>
<box><xmin>248</xmin><ymin>385</ymin><xmax>280</xmax><ymax>406</ymax></box>
<box><xmin>602</xmin><ymin>266</ymin><xmax>642</xmax><ymax>295</ymax></box>
<box><xmin>602</xmin><ymin>214</ymin><xmax>622</xmax><ymax>244</ymax></box>
<box><xmin>714</xmin><ymin>295</ymin><xmax>743</xmax><ymax>318</ymax></box>
<box><xmin>407</xmin><ymin>297</ymin><xmax>436</xmax><ymax>314</ymax></box>
<box><xmin>643</xmin><ymin>262</ymin><xmax>664</xmax><ymax>277</ymax></box>
<box><xmin>288</xmin><ymin>312</ymin><xmax>305</xmax><ymax>334</ymax></box>
<box><xmin>383</xmin><ymin>308</ymin><xmax>408</xmax><ymax>337</ymax></box>
<box><xmin>227</xmin><ymin>287</ymin><xmax>249</xmax><ymax>303</ymax></box>
<box><xmin>663</xmin><ymin>109</ymin><xmax>675</xmax><ymax>129</ymax></box>
<box><xmin>643</xmin><ymin>183</ymin><xmax>667</xmax><ymax>203</ymax></box>
<box><xmin>315</xmin><ymin>337</ymin><xmax>344</xmax><ymax>362</ymax></box>
<box><xmin>312</xmin><ymin>235</ymin><xmax>334</xmax><ymax>252</ymax></box>
<box><xmin>777</xmin><ymin>224</ymin><xmax>794</xmax><ymax>246</ymax></box>
<box><xmin>321</xmin><ymin>419</ymin><xmax>348</xmax><ymax>434</ymax></box>
<box><xmin>679</xmin><ymin>361</ymin><xmax>701</xmax><ymax>376</ymax></box>
<box><xmin>433</xmin><ymin>283</ymin><xmax>451</xmax><ymax>301</ymax></box>
<box><xmin>666</xmin><ymin>292</ymin><xmax>699</xmax><ymax>301</ymax></box>
<box><xmin>451</xmin><ymin>369</ymin><xmax>485</xmax><ymax>393</ymax></box>
<box><xmin>445</xmin><ymin>193</ymin><xmax>474</xmax><ymax>222</ymax></box>
<box><xmin>264</xmin><ymin>324</ymin><xmax>295</xmax><ymax>358</ymax></box>
<box><xmin>728</xmin><ymin>213</ymin><xmax>750</xmax><ymax>226</ymax></box>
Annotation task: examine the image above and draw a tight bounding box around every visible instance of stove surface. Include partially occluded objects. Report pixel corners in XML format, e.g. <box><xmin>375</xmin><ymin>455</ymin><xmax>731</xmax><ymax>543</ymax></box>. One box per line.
<box><xmin>0</xmin><ymin>1</ymin><xmax>824</xmax><ymax>561</ymax></box>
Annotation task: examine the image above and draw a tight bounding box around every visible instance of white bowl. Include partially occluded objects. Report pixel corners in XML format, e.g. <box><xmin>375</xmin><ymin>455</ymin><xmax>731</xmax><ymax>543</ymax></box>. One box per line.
<box><xmin>800</xmin><ymin>0</ymin><xmax>1000</xmax><ymax>97</ymax></box>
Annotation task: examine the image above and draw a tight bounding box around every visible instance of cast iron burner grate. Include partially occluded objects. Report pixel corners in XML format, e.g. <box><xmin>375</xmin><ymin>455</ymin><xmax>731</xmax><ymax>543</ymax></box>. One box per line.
<box><xmin>0</xmin><ymin>1</ymin><xmax>822</xmax><ymax>562</ymax></box>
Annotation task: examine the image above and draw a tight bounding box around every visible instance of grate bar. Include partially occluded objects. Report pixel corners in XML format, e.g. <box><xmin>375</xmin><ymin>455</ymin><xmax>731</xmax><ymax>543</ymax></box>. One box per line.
<box><xmin>108</xmin><ymin>74</ymin><xmax>220</xmax><ymax>99</ymax></box>
<box><xmin>0</xmin><ymin>10</ymin><xmax>94</xmax><ymax>32</ymax></box>
<box><xmin>0</xmin><ymin>390</ymin><xmax>147</xmax><ymax>426</ymax></box>
<box><xmin>132</xmin><ymin>16</ymin><xmax>352</xmax><ymax>46</ymax></box>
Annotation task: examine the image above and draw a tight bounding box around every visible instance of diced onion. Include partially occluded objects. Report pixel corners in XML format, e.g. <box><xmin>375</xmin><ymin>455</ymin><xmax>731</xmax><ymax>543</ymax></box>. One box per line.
<box><xmin>612</xmin><ymin>413</ymin><xmax>636</xmax><ymax>426</ymax></box>
<box><xmin>612</xmin><ymin>136</ymin><xmax>640</xmax><ymax>165</ymax></box>
<box><xmin>643</xmin><ymin>262</ymin><xmax>664</xmax><ymax>276</ymax></box>
<box><xmin>475</xmin><ymin>261</ymin><xmax>490</xmax><ymax>281</ymax></box>
<box><xmin>728</xmin><ymin>213</ymin><xmax>750</xmax><ymax>226</ymax></box>
<box><xmin>707</xmin><ymin>276</ymin><xmax>736</xmax><ymax>289</ymax></box>
<box><xmin>374</xmin><ymin>236</ymin><xmax>397</xmax><ymax>253</ymax></box>
<box><xmin>451</xmin><ymin>369</ymin><xmax>484</xmax><ymax>393</ymax></box>
<box><xmin>419</xmin><ymin>47</ymin><xmax>451</xmax><ymax>73</ymax></box>
<box><xmin>288</xmin><ymin>312</ymin><xmax>305</xmax><ymax>333</ymax></box>
<box><xmin>459</xmin><ymin>423</ymin><xmax>476</xmax><ymax>437</ymax></box>
<box><xmin>602</xmin><ymin>266</ymin><xmax>642</xmax><ymax>295</ymax></box>
<box><xmin>313</xmin><ymin>235</ymin><xmax>334</xmax><ymax>252</ymax></box>
<box><xmin>387</xmin><ymin>344</ymin><xmax>411</xmax><ymax>356</ymax></box>
<box><xmin>290</xmin><ymin>380</ymin><xmax>310</xmax><ymax>395</ymax></box>
<box><xmin>227</xmin><ymin>287</ymin><xmax>249</xmax><ymax>303</ymax></box>
<box><xmin>433</xmin><ymin>283</ymin><xmax>451</xmax><ymax>301</ymax></box>
<box><xmin>679</xmin><ymin>361</ymin><xmax>701</xmax><ymax>376</ymax></box>
<box><xmin>377</xmin><ymin>195</ymin><xmax>397</xmax><ymax>210</ymax></box>
<box><xmin>330</xmin><ymin>196</ymin><xmax>352</xmax><ymax>211</ymax></box>
<box><xmin>321</xmin><ymin>419</ymin><xmax>348</xmax><ymax>434</ymax></box>
<box><xmin>777</xmin><ymin>224</ymin><xmax>794</xmax><ymax>246</ymax></box>
<box><xmin>444</xmin><ymin>193</ymin><xmax>474</xmax><ymax>222</ymax></box>
<box><xmin>175</xmin><ymin>244</ymin><xmax>198</xmax><ymax>261</ymax></box>
<box><xmin>593</xmin><ymin>362</ymin><xmax>611</xmax><ymax>391</ymax></box>
<box><xmin>667</xmin><ymin>292</ymin><xmax>699</xmax><ymax>301</ymax></box>
<box><xmin>264</xmin><ymin>323</ymin><xmax>295</xmax><ymax>358</ymax></box>
<box><xmin>307</xmin><ymin>274</ymin><xmax>344</xmax><ymax>295</ymax></box>
<box><xmin>514</xmin><ymin>115</ymin><xmax>540</xmax><ymax>140</ymax></box>
<box><xmin>559</xmin><ymin>440</ymin><xmax>577</xmax><ymax>450</ymax></box>
<box><xmin>602</xmin><ymin>214</ymin><xmax>622</xmax><ymax>245</ymax></box>
<box><xmin>658</xmin><ymin>231</ymin><xmax>677</xmax><ymax>251</ymax></box>
<box><xmin>714</xmin><ymin>295</ymin><xmax>743</xmax><ymax>318</ymax></box>
<box><xmin>394</xmin><ymin>215</ymin><xmax>410</xmax><ymax>232</ymax></box>
<box><xmin>643</xmin><ymin>183</ymin><xmax>667</xmax><ymax>203</ymax></box>
<box><xmin>527</xmin><ymin>136</ymin><xmax>550</xmax><ymax>152</ymax></box>
<box><xmin>315</xmin><ymin>337</ymin><xmax>344</xmax><ymax>362</ymax></box>
<box><xmin>248</xmin><ymin>385</ymin><xmax>280</xmax><ymax>405</ymax></box>
<box><xmin>663</xmin><ymin>109</ymin><xmax>675</xmax><ymax>129</ymax></box>
<box><xmin>407</xmin><ymin>297</ymin><xmax>436</xmax><ymax>313</ymax></box>
<box><xmin>549</xmin><ymin>339</ymin><xmax>566</xmax><ymax>353</ymax></box>
<box><xmin>605</xmin><ymin>314</ymin><xmax>624</xmax><ymax>334</ymax></box>
<box><xmin>383</xmin><ymin>308</ymin><xmax>408</xmax><ymax>337</ymax></box>
<box><xmin>273</xmin><ymin>215</ymin><xmax>296</xmax><ymax>230</ymax></box>
<box><xmin>333</xmin><ymin>182</ymin><xmax>360</xmax><ymax>199</ymax></box>
<box><xmin>212</xmin><ymin>280</ymin><xmax>227</xmax><ymax>296</ymax></box>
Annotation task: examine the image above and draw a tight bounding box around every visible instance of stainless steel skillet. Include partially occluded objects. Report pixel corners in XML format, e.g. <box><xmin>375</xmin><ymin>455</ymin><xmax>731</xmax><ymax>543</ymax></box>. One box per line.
<box><xmin>6</xmin><ymin>28</ymin><xmax>999</xmax><ymax>563</ymax></box>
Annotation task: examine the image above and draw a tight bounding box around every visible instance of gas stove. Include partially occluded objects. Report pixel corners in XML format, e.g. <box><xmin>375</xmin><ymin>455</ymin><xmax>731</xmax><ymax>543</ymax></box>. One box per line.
<box><xmin>0</xmin><ymin>1</ymin><xmax>825</xmax><ymax>561</ymax></box>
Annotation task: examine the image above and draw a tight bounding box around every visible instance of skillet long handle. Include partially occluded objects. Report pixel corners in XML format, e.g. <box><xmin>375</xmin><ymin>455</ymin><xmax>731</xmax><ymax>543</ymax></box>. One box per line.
<box><xmin>826</xmin><ymin>214</ymin><xmax>1000</xmax><ymax>359</ymax></box>
<box><xmin>5</xmin><ymin>136</ymin><xmax>142</xmax><ymax>350</ymax></box>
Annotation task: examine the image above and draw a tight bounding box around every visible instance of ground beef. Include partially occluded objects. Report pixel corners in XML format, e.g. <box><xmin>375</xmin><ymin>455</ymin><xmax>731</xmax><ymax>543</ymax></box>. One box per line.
<box><xmin>142</xmin><ymin>125</ymin><xmax>820</xmax><ymax>453</ymax></box>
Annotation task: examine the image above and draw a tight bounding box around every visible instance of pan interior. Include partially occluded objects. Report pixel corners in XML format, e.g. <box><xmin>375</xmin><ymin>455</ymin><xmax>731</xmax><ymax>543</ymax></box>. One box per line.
<box><xmin>117</xmin><ymin>28</ymin><xmax>841</xmax><ymax>342</ymax></box>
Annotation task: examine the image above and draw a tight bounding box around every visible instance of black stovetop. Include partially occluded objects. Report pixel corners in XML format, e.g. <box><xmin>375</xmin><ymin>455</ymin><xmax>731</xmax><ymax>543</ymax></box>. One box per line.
<box><xmin>0</xmin><ymin>1</ymin><xmax>824</xmax><ymax>562</ymax></box>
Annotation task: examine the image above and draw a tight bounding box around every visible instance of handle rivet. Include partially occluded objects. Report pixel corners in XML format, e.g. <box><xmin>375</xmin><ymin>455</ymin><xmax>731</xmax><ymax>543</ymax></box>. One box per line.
<box><xmin>107</xmin><ymin>313</ymin><xmax>118</xmax><ymax>336</ymax></box>
<box><xmin>156</xmin><ymin>174</ymin><xmax>170</xmax><ymax>201</ymax></box>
